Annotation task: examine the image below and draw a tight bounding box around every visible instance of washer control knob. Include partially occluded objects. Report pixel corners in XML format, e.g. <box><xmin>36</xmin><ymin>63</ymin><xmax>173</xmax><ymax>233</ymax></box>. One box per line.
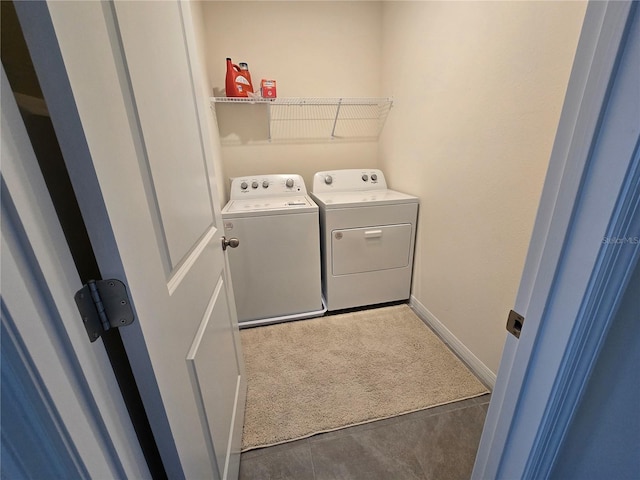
<box><xmin>285</xmin><ymin>178</ymin><xmax>294</xmax><ymax>188</ymax></box>
<box><xmin>262</xmin><ymin>180</ymin><xmax>269</xmax><ymax>189</ymax></box>
<box><xmin>240</xmin><ymin>181</ymin><xmax>248</xmax><ymax>190</ymax></box>
<box><xmin>362</xmin><ymin>174</ymin><xmax>369</xmax><ymax>182</ymax></box>
<box><xmin>371</xmin><ymin>173</ymin><xmax>378</xmax><ymax>182</ymax></box>
<box><xmin>324</xmin><ymin>175</ymin><xmax>333</xmax><ymax>185</ymax></box>
<box><xmin>251</xmin><ymin>181</ymin><xmax>259</xmax><ymax>189</ymax></box>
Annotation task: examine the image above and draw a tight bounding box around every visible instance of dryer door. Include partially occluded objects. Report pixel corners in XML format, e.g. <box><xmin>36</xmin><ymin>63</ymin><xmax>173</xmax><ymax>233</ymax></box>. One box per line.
<box><xmin>332</xmin><ymin>224</ymin><xmax>412</xmax><ymax>275</ymax></box>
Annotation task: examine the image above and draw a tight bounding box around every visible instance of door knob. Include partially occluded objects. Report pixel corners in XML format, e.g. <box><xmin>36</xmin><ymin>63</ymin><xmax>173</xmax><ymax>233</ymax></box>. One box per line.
<box><xmin>221</xmin><ymin>236</ymin><xmax>240</xmax><ymax>251</ymax></box>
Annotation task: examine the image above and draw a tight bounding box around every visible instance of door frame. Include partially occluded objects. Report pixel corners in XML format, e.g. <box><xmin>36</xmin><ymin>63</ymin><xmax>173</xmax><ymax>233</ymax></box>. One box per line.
<box><xmin>473</xmin><ymin>1</ymin><xmax>639</xmax><ymax>478</ymax></box>
<box><xmin>1</xmin><ymin>65</ymin><xmax>150</xmax><ymax>479</ymax></box>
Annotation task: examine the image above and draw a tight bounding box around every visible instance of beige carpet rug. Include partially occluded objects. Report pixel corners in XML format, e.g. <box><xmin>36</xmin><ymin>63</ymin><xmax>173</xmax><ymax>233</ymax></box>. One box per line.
<box><xmin>240</xmin><ymin>304</ymin><xmax>489</xmax><ymax>451</ymax></box>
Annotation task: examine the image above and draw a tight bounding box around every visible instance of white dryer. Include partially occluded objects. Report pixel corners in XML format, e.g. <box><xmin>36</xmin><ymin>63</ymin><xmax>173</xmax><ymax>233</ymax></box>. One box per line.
<box><xmin>310</xmin><ymin>169</ymin><xmax>419</xmax><ymax>311</ymax></box>
<box><xmin>222</xmin><ymin>174</ymin><xmax>324</xmax><ymax>327</ymax></box>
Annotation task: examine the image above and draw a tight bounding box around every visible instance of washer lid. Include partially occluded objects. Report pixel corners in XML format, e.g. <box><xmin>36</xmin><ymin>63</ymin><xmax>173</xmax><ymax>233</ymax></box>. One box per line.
<box><xmin>222</xmin><ymin>195</ymin><xmax>318</xmax><ymax>217</ymax></box>
<box><xmin>310</xmin><ymin>189</ymin><xmax>418</xmax><ymax>208</ymax></box>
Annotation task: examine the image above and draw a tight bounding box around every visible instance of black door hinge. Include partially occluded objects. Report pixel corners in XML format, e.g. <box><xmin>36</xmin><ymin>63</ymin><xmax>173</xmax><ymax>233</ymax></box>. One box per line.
<box><xmin>506</xmin><ymin>309</ymin><xmax>525</xmax><ymax>339</ymax></box>
<box><xmin>75</xmin><ymin>279</ymin><xmax>135</xmax><ymax>342</ymax></box>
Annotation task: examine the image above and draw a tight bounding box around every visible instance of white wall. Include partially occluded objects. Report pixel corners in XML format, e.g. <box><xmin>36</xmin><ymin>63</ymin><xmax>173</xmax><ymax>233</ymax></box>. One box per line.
<box><xmin>201</xmin><ymin>1</ymin><xmax>383</xmax><ymax>197</ymax></box>
<box><xmin>380</xmin><ymin>1</ymin><xmax>586</xmax><ymax>373</ymax></box>
<box><xmin>190</xmin><ymin>1</ymin><xmax>227</xmax><ymax>208</ymax></box>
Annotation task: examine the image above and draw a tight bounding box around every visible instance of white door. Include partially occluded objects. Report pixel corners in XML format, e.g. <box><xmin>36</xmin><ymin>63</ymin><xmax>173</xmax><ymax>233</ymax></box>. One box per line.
<box><xmin>15</xmin><ymin>1</ymin><xmax>246</xmax><ymax>479</ymax></box>
<box><xmin>473</xmin><ymin>2</ymin><xmax>638</xmax><ymax>478</ymax></box>
<box><xmin>1</xmin><ymin>67</ymin><xmax>149</xmax><ymax>479</ymax></box>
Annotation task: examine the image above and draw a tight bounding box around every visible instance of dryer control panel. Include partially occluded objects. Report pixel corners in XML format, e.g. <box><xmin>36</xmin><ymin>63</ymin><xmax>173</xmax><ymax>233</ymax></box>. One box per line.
<box><xmin>229</xmin><ymin>174</ymin><xmax>308</xmax><ymax>199</ymax></box>
<box><xmin>312</xmin><ymin>169</ymin><xmax>387</xmax><ymax>193</ymax></box>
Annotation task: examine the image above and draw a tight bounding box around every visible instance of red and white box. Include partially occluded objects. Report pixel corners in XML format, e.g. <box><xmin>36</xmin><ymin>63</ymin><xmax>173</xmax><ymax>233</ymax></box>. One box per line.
<box><xmin>261</xmin><ymin>79</ymin><xmax>277</xmax><ymax>99</ymax></box>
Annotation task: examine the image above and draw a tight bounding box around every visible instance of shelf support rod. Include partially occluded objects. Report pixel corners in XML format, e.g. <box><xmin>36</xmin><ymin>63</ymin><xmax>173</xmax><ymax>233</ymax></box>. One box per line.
<box><xmin>267</xmin><ymin>103</ymin><xmax>272</xmax><ymax>142</ymax></box>
<box><xmin>330</xmin><ymin>98</ymin><xmax>343</xmax><ymax>139</ymax></box>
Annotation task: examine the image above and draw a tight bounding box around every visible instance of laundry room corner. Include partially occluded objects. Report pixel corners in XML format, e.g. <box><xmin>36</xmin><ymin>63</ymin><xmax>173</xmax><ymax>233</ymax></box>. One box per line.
<box><xmin>200</xmin><ymin>1</ymin><xmax>384</xmax><ymax>197</ymax></box>
<box><xmin>378</xmin><ymin>1</ymin><xmax>587</xmax><ymax>374</ymax></box>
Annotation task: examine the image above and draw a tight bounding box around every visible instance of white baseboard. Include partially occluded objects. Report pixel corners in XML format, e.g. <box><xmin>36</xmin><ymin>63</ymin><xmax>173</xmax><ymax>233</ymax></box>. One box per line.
<box><xmin>410</xmin><ymin>295</ymin><xmax>496</xmax><ymax>389</ymax></box>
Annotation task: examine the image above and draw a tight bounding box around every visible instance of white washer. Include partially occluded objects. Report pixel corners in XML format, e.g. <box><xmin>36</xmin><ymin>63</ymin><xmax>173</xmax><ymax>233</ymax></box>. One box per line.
<box><xmin>222</xmin><ymin>174</ymin><xmax>324</xmax><ymax>327</ymax></box>
<box><xmin>310</xmin><ymin>169</ymin><xmax>419</xmax><ymax>311</ymax></box>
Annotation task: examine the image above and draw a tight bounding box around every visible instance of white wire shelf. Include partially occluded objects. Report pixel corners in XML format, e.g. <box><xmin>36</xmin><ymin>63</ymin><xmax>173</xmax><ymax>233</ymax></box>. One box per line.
<box><xmin>210</xmin><ymin>97</ymin><xmax>393</xmax><ymax>143</ymax></box>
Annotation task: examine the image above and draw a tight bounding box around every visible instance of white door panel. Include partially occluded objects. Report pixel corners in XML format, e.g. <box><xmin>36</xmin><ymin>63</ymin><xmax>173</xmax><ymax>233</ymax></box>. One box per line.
<box><xmin>114</xmin><ymin>1</ymin><xmax>216</xmax><ymax>269</ymax></box>
<box><xmin>17</xmin><ymin>1</ymin><xmax>246</xmax><ymax>478</ymax></box>
<box><xmin>187</xmin><ymin>275</ymin><xmax>242</xmax><ymax>478</ymax></box>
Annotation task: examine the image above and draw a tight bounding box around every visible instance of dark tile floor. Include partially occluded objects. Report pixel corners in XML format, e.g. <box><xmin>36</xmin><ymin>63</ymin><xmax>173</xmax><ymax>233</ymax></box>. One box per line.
<box><xmin>239</xmin><ymin>393</ymin><xmax>490</xmax><ymax>480</ymax></box>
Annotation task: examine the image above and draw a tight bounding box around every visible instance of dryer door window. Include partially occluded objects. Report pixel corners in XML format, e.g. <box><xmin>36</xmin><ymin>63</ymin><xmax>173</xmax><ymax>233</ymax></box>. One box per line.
<box><xmin>331</xmin><ymin>224</ymin><xmax>412</xmax><ymax>275</ymax></box>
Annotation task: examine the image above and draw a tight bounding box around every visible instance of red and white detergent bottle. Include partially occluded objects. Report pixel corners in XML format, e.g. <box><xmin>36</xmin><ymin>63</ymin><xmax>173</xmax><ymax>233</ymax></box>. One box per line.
<box><xmin>225</xmin><ymin>58</ymin><xmax>254</xmax><ymax>97</ymax></box>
